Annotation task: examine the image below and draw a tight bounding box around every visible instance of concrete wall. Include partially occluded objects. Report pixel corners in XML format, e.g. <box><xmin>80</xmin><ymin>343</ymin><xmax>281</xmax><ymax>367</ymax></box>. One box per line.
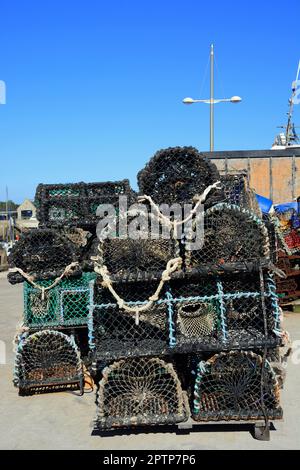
<box><xmin>204</xmin><ymin>149</ymin><xmax>300</xmax><ymax>204</ymax></box>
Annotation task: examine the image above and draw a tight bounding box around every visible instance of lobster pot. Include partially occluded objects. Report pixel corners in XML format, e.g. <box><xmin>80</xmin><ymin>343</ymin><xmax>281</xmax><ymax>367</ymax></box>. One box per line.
<box><xmin>14</xmin><ymin>330</ymin><xmax>83</xmax><ymax>395</ymax></box>
<box><xmin>95</xmin><ymin>357</ymin><xmax>188</xmax><ymax>431</ymax></box>
<box><xmin>7</xmin><ymin>229</ymin><xmax>80</xmax><ymax>284</ymax></box>
<box><xmin>192</xmin><ymin>351</ymin><xmax>282</xmax><ymax>421</ymax></box>
<box><xmin>169</xmin><ymin>272</ymin><xmax>281</xmax><ymax>350</ymax></box>
<box><xmin>35</xmin><ymin>180</ymin><xmax>134</xmax><ymax>228</ymax></box>
<box><xmin>262</xmin><ymin>214</ymin><xmax>278</xmax><ymax>264</ymax></box>
<box><xmin>23</xmin><ymin>272</ymin><xmax>96</xmax><ymax>328</ymax></box>
<box><xmin>169</xmin><ymin>278</ymin><xmax>222</xmax><ymax>352</ymax></box>
<box><xmin>219</xmin><ymin>174</ymin><xmax>261</xmax><ymax>216</ymax></box>
<box><xmin>221</xmin><ymin>273</ymin><xmax>280</xmax><ymax>348</ymax></box>
<box><xmin>185</xmin><ymin>204</ymin><xmax>270</xmax><ymax>271</ymax></box>
<box><xmin>137</xmin><ymin>146</ymin><xmax>221</xmax><ymax>206</ymax></box>
<box><xmin>90</xmin><ymin>282</ymin><xmax>172</xmax><ymax>362</ymax></box>
<box><xmin>98</xmin><ymin>232</ymin><xmax>179</xmax><ymax>282</ymax></box>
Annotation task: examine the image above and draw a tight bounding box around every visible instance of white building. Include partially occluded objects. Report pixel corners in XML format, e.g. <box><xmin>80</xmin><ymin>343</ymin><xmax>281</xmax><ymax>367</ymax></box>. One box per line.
<box><xmin>16</xmin><ymin>199</ymin><xmax>39</xmax><ymax>230</ymax></box>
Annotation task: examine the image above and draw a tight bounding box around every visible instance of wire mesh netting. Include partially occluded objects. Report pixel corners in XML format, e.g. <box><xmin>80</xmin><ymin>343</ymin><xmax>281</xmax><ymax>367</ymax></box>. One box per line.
<box><xmin>8</xmin><ymin>229</ymin><xmax>80</xmax><ymax>284</ymax></box>
<box><xmin>192</xmin><ymin>350</ymin><xmax>282</xmax><ymax>421</ymax></box>
<box><xmin>219</xmin><ymin>174</ymin><xmax>261</xmax><ymax>215</ymax></box>
<box><xmin>185</xmin><ymin>203</ymin><xmax>270</xmax><ymax>271</ymax></box>
<box><xmin>137</xmin><ymin>146</ymin><xmax>221</xmax><ymax>206</ymax></box>
<box><xmin>14</xmin><ymin>330</ymin><xmax>83</xmax><ymax>395</ymax></box>
<box><xmin>96</xmin><ymin>206</ymin><xmax>180</xmax><ymax>281</ymax></box>
<box><xmin>262</xmin><ymin>214</ymin><xmax>278</xmax><ymax>264</ymax></box>
<box><xmin>23</xmin><ymin>272</ymin><xmax>96</xmax><ymax>327</ymax></box>
<box><xmin>98</xmin><ymin>237</ymin><xmax>177</xmax><ymax>281</ymax></box>
<box><xmin>90</xmin><ymin>282</ymin><xmax>171</xmax><ymax>361</ymax></box>
<box><xmin>89</xmin><ymin>271</ymin><xmax>281</xmax><ymax>364</ymax></box>
<box><xmin>35</xmin><ymin>180</ymin><xmax>135</xmax><ymax>228</ymax></box>
<box><xmin>62</xmin><ymin>227</ymin><xmax>91</xmax><ymax>248</ymax></box>
<box><xmin>169</xmin><ymin>272</ymin><xmax>281</xmax><ymax>351</ymax></box>
<box><xmin>169</xmin><ymin>278</ymin><xmax>222</xmax><ymax>351</ymax></box>
<box><xmin>95</xmin><ymin>357</ymin><xmax>188</xmax><ymax>430</ymax></box>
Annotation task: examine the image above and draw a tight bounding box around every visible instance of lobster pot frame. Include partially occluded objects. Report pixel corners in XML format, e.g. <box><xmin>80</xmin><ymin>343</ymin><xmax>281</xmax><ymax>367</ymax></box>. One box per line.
<box><xmin>7</xmin><ymin>229</ymin><xmax>80</xmax><ymax>285</ymax></box>
<box><xmin>185</xmin><ymin>203</ymin><xmax>270</xmax><ymax>271</ymax></box>
<box><xmin>137</xmin><ymin>146</ymin><xmax>221</xmax><ymax>206</ymax></box>
<box><xmin>193</xmin><ymin>351</ymin><xmax>282</xmax><ymax>421</ymax></box>
<box><xmin>262</xmin><ymin>214</ymin><xmax>278</xmax><ymax>264</ymax></box>
<box><xmin>23</xmin><ymin>273</ymin><xmax>96</xmax><ymax>328</ymax></box>
<box><xmin>14</xmin><ymin>330</ymin><xmax>83</xmax><ymax>395</ymax></box>
<box><xmin>89</xmin><ymin>282</ymin><xmax>173</xmax><ymax>362</ymax></box>
<box><xmin>94</xmin><ymin>357</ymin><xmax>189</xmax><ymax>431</ymax></box>
<box><xmin>35</xmin><ymin>180</ymin><xmax>135</xmax><ymax>228</ymax></box>
<box><xmin>169</xmin><ymin>278</ymin><xmax>223</xmax><ymax>352</ymax></box>
<box><xmin>89</xmin><ymin>271</ymin><xmax>281</xmax><ymax>363</ymax></box>
<box><xmin>172</xmin><ymin>346</ymin><xmax>288</xmax><ymax>399</ymax></box>
<box><xmin>97</xmin><ymin>218</ymin><xmax>179</xmax><ymax>282</ymax></box>
<box><xmin>169</xmin><ymin>272</ymin><xmax>281</xmax><ymax>351</ymax></box>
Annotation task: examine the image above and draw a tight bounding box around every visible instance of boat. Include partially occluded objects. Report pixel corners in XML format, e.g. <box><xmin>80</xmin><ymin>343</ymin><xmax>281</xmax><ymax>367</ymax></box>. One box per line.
<box><xmin>272</xmin><ymin>61</ymin><xmax>300</xmax><ymax>149</ymax></box>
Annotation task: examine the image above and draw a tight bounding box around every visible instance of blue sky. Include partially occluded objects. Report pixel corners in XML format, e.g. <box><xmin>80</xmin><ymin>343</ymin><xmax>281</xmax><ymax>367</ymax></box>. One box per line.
<box><xmin>0</xmin><ymin>0</ymin><xmax>299</xmax><ymax>202</ymax></box>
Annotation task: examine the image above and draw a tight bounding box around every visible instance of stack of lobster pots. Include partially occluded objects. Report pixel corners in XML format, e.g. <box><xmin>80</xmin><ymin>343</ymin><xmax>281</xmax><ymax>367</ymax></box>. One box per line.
<box><xmin>9</xmin><ymin>147</ymin><xmax>288</xmax><ymax>440</ymax></box>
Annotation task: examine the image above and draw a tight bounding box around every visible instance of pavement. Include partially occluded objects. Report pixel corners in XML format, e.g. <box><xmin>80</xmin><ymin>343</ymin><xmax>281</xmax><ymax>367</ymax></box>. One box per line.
<box><xmin>0</xmin><ymin>270</ymin><xmax>300</xmax><ymax>450</ymax></box>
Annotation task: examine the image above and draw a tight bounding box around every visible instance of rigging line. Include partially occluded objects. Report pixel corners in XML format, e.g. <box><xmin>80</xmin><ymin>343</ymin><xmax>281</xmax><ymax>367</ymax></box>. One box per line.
<box><xmin>295</xmin><ymin>60</ymin><xmax>300</xmax><ymax>83</ymax></box>
<box><xmin>214</xmin><ymin>53</ymin><xmax>226</xmax><ymax>100</ymax></box>
<box><xmin>198</xmin><ymin>51</ymin><xmax>210</xmax><ymax>98</ymax></box>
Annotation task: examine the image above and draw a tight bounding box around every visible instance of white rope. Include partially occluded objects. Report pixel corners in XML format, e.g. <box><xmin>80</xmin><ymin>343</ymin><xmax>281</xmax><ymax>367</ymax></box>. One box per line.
<box><xmin>95</xmin><ymin>256</ymin><xmax>182</xmax><ymax>325</ymax></box>
<box><xmin>138</xmin><ymin>181</ymin><xmax>221</xmax><ymax>238</ymax></box>
<box><xmin>9</xmin><ymin>261</ymin><xmax>79</xmax><ymax>299</ymax></box>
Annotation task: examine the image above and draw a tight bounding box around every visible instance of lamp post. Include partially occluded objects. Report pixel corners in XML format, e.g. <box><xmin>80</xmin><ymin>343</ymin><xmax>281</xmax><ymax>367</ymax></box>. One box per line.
<box><xmin>183</xmin><ymin>44</ymin><xmax>241</xmax><ymax>151</ymax></box>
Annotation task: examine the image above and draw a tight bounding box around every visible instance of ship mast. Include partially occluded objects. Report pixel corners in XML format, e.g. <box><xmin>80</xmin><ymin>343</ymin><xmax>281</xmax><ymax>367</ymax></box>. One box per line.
<box><xmin>285</xmin><ymin>60</ymin><xmax>300</xmax><ymax>145</ymax></box>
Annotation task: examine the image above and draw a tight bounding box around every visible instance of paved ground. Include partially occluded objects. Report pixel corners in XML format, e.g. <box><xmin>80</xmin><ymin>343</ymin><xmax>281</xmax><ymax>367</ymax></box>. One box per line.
<box><xmin>0</xmin><ymin>271</ymin><xmax>299</xmax><ymax>450</ymax></box>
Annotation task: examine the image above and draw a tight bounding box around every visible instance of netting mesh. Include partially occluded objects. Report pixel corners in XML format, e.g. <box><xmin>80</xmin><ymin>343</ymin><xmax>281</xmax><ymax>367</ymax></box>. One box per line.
<box><xmin>89</xmin><ymin>271</ymin><xmax>281</xmax><ymax>364</ymax></box>
<box><xmin>9</xmin><ymin>146</ymin><xmax>286</xmax><ymax>418</ymax></box>
<box><xmin>137</xmin><ymin>146</ymin><xmax>221</xmax><ymax>206</ymax></box>
<box><xmin>193</xmin><ymin>351</ymin><xmax>282</xmax><ymax>421</ymax></box>
<box><xmin>219</xmin><ymin>174</ymin><xmax>261</xmax><ymax>215</ymax></box>
<box><xmin>262</xmin><ymin>214</ymin><xmax>278</xmax><ymax>264</ymax></box>
<box><xmin>62</xmin><ymin>227</ymin><xmax>91</xmax><ymax>248</ymax></box>
<box><xmin>185</xmin><ymin>204</ymin><xmax>270</xmax><ymax>270</ymax></box>
<box><xmin>91</xmin><ymin>282</ymin><xmax>170</xmax><ymax>361</ymax></box>
<box><xmin>14</xmin><ymin>330</ymin><xmax>83</xmax><ymax>395</ymax></box>
<box><xmin>95</xmin><ymin>357</ymin><xmax>188</xmax><ymax>430</ymax></box>
<box><xmin>177</xmin><ymin>302</ymin><xmax>218</xmax><ymax>338</ymax></box>
<box><xmin>8</xmin><ymin>229</ymin><xmax>80</xmax><ymax>284</ymax></box>
<box><xmin>171</xmin><ymin>273</ymin><xmax>280</xmax><ymax>350</ymax></box>
<box><xmin>35</xmin><ymin>180</ymin><xmax>135</xmax><ymax>228</ymax></box>
<box><xmin>23</xmin><ymin>272</ymin><xmax>96</xmax><ymax>327</ymax></box>
<box><xmin>98</xmin><ymin>236</ymin><xmax>178</xmax><ymax>282</ymax></box>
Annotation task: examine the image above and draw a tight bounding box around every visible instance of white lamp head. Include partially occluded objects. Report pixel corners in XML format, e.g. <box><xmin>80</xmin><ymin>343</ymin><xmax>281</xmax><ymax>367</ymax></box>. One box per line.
<box><xmin>183</xmin><ymin>97</ymin><xmax>195</xmax><ymax>104</ymax></box>
<box><xmin>230</xmin><ymin>96</ymin><xmax>242</xmax><ymax>103</ymax></box>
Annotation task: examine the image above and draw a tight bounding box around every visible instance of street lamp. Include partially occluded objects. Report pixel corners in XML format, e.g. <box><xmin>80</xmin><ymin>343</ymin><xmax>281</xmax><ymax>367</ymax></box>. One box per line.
<box><xmin>182</xmin><ymin>44</ymin><xmax>242</xmax><ymax>151</ymax></box>
<box><xmin>183</xmin><ymin>96</ymin><xmax>242</xmax><ymax>105</ymax></box>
